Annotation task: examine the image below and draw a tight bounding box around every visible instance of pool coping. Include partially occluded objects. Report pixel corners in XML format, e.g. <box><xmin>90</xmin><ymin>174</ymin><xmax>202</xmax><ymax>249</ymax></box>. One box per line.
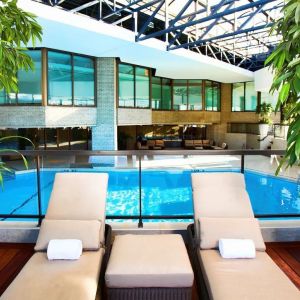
<box><xmin>0</xmin><ymin>220</ymin><xmax>299</xmax><ymax>243</ymax></box>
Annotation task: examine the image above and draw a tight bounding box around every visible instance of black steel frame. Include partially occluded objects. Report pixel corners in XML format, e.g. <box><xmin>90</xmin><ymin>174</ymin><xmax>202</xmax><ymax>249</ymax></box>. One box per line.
<box><xmin>0</xmin><ymin>149</ymin><xmax>299</xmax><ymax>227</ymax></box>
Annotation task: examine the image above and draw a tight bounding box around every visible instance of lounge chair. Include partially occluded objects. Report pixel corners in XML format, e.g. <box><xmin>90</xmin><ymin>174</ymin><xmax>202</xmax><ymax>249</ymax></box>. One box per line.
<box><xmin>1</xmin><ymin>173</ymin><xmax>111</xmax><ymax>300</ymax></box>
<box><xmin>187</xmin><ymin>172</ymin><xmax>299</xmax><ymax>300</ymax></box>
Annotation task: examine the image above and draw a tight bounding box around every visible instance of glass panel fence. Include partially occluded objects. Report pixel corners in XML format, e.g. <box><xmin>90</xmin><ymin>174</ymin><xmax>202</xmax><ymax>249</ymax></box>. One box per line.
<box><xmin>244</xmin><ymin>155</ymin><xmax>300</xmax><ymax>217</ymax></box>
<box><xmin>0</xmin><ymin>151</ymin><xmax>299</xmax><ymax>224</ymax></box>
<box><xmin>39</xmin><ymin>154</ymin><xmax>139</xmax><ymax>223</ymax></box>
<box><xmin>0</xmin><ymin>155</ymin><xmax>38</xmax><ymax>221</ymax></box>
<box><xmin>140</xmin><ymin>153</ymin><xmax>241</xmax><ymax>222</ymax></box>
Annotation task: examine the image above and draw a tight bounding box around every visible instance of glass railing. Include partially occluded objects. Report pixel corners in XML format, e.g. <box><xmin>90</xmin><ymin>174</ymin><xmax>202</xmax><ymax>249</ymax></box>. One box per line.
<box><xmin>0</xmin><ymin>149</ymin><xmax>299</xmax><ymax>226</ymax></box>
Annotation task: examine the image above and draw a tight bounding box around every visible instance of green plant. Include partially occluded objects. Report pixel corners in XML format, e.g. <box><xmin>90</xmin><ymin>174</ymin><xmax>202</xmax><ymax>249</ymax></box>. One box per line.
<box><xmin>0</xmin><ymin>136</ymin><xmax>33</xmax><ymax>188</ymax></box>
<box><xmin>256</xmin><ymin>102</ymin><xmax>273</xmax><ymax>124</ymax></box>
<box><xmin>265</xmin><ymin>0</ymin><xmax>300</xmax><ymax>171</ymax></box>
<box><xmin>0</xmin><ymin>0</ymin><xmax>42</xmax><ymax>93</ymax></box>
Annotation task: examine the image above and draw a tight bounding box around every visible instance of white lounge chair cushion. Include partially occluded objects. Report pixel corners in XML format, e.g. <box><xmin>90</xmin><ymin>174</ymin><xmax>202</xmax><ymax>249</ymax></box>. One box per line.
<box><xmin>1</xmin><ymin>250</ymin><xmax>104</xmax><ymax>300</ymax></box>
<box><xmin>198</xmin><ymin>250</ymin><xmax>300</xmax><ymax>300</ymax></box>
<box><xmin>35</xmin><ymin>219</ymin><xmax>102</xmax><ymax>251</ymax></box>
<box><xmin>191</xmin><ymin>172</ymin><xmax>246</xmax><ymax>190</ymax></box>
<box><xmin>193</xmin><ymin>187</ymin><xmax>254</xmax><ymax>244</ymax></box>
<box><xmin>193</xmin><ymin>187</ymin><xmax>254</xmax><ymax>219</ymax></box>
<box><xmin>199</xmin><ymin>217</ymin><xmax>266</xmax><ymax>251</ymax></box>
<box><xmin>105</xmin><ymin>234</ymin><xmax>194</xmax><ymax>288</ymax></box>
<box><xmin>45</xmin><ymin>172</ymin><xmax>108</xmax><ymax>243</ymax></box>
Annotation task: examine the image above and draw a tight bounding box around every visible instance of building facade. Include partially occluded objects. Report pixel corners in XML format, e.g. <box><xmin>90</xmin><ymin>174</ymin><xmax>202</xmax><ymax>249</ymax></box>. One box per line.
<box><xmin>0</xmin><ymin>48</ymin><xmax>281</xmax><ymax>151</ymax></box>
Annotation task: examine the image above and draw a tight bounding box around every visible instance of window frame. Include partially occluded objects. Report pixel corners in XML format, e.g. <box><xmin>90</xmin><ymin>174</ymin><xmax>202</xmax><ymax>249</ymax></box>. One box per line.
<box><xmin>231</xmin><ymin>81</ymin><xmax>258</xmax><ymax>112</ymax></box>
<box><xmin>117</xmin><ymin>61</ymin><xmax>151</xmax><ymax>109</ymax></box>
<box><xmin>46</xmin><ymin>48</ymin><xmax>97</xmax><ymax>107</ymax></box>
<box><xmin>0</xmin><ymin>49</ymin><xmax>43</xmax><ymax>106</ymax></box>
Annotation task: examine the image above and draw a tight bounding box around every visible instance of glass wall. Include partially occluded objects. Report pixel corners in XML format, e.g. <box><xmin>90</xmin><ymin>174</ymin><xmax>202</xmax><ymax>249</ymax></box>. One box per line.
<box><xmin>245</xmin><ymin>82</ymin><xmax>257</xmax><ymax>111</ymax></box>
<box><xmin>18</xmin><ymin>50</ymin><xmax>42</xmax><ymax>104</ymax></box>
<box><xmin>74</xmin><ymin>56</ymin><xmax>95</xmax><ymax>106</ymax></box>
<box><xmin>232</xmin><ymin>82</ymin><xmax>245</xmax><ymax>111</ymax></box>
<box><xmin>161</xmin><ymin>79</ymin><xmax>172</xmax><ymax>110</ymax></box>
<box><xmin>151</xmin><ymin>76</ymin><xmax>161</xmax><ymax>109</ymax></box>
<box><xmin>48</xmin><ymin>50</ymin><xmax>95</xmax><ymax>106</ymax></box>
<box><xmin>232</xmin><ymin>82</ymin><xmax>257</xmax><ymax>111</ymax></box>
<box><xmin>119</xmin><ymin>64</ymin><xmax>134</xmax><ymax>107</ymax></box>
<box><xmin>205</xmin><ymin>81</ymin><xmax>220</xmax><ymax>111</ymax></box>
<box><xmin>48</xmin><ymin>51</ymin><xmax>72</xmax><ymax>105</ymax></box>
<box><xmin>173</xmin><ymin>80</ymin><xmax>188</xmax><ymax>110</ymax></box>
<box><xmin>135</xmin><ymin>67</ymin><xmax>150</xmax><ymax>108</ymax></box>
<box><xmin>119</xmin><ymin>63</ymin><xmax>220</xmax><ymax>111</ymax></box>
<box><xmin>188</xmin><ymin>80</ymin><xmax>202</xmax><ymax>110</ymax></box>
<box><xmin>118</xmin><ymin>63</ymin><xmax>150</xmax><ymax>108</ymax></box>
<box><xmin>260</xmin><ymin>92</ymin><xmax>277</xmax><ymax>108</ymax></box>
<box><xmin>0</xmin><ymin>50</ymin><xmax>42</xmax><ymax>105</ymax></box>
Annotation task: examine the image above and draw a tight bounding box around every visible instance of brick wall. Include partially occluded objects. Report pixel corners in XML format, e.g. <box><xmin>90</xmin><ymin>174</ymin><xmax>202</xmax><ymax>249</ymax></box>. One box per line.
<box><xmin>0</xmin><ymin>106</ymin><xmax>96</xmax><ymax>128</ymax></box>
<box><xmin>92</xmin><ymin>57</ymin><xmax>117</xmax><ymax>150</ymax></box>
<box><xmin>118</xmin><ymin>108</ymin><xmax>152</xmax><ymax>125</ymax></box>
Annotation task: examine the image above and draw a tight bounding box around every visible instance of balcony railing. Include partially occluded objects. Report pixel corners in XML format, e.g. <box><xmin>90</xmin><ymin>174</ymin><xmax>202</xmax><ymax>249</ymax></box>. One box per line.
<box><xmin>0</xmin><ymin>149</ymin><xmax>299</xmax><ymax>227</ymax></box>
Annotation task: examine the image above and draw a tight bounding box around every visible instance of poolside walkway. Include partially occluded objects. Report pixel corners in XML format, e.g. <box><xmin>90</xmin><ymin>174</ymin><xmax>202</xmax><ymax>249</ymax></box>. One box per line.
<box><xmin>0</xmin><ymin>242</ymin><xmax>298</xmax><ymax>298</ymax></box>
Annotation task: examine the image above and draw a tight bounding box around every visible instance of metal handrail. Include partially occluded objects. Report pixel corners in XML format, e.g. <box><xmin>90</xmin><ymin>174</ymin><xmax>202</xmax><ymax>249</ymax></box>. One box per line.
<box><xmin>0</xmin><ymin>149</ymin><xmax>286</xmax><ymax>156</ymax></box>
<box><xmin>1</xmin><ymin>149</ymin><xmax>297</xmax><ymax>227</ymax></box>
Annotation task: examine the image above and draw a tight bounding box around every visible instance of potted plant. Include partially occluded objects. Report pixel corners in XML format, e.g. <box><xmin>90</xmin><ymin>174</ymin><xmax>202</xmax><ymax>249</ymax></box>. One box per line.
<box><xmin>256</xmin><ymin>102</ymin><xmax>273</xmax><ymax>138</ymax></box>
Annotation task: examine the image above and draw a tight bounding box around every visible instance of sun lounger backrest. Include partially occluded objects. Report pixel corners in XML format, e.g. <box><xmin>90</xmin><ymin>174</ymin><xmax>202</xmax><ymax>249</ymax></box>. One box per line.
<box><xmin>191</xmin><ymin>172</ymin><xmax>246</xmax><ymax>190</ymax></box>
<box><xmin>45</xmin><ymin>173</ymin><xmax>108</xmax><ymax>243</ymax></box>
<box><xmin>191</xmin><ymin>173</ymin><xmax>253</xmax><ymax>245</ymax></box>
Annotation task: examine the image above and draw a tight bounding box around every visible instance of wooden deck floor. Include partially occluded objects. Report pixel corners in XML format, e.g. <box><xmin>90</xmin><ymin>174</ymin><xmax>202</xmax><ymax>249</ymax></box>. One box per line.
<box><xmin>0</xmin><ymin>242</ymin><xmax>299</xmax><ymax>299</ymax></box>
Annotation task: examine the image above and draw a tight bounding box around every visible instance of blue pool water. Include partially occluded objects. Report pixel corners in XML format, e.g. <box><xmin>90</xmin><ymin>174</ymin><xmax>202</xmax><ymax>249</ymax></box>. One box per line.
<box><xmin>0</xmin><ymin>169</ymin><xmax>299</xmax><ymax>219</ymax></box>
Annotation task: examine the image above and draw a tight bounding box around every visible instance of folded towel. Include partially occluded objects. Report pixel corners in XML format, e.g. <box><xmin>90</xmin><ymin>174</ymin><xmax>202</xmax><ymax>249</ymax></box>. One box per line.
<box><xmin>219</xmin><ymin>239</ymin><xmax>256</xmax><ymax>259</ymax></box>
<box><xmin>47</xmin><ymin>239</ymin><xmax>82</xmax><ymax>260</ymax></box>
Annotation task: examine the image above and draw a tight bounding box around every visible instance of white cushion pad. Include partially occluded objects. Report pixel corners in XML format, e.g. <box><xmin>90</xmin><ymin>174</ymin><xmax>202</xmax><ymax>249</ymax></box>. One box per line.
<box><xmin>1</xmin><ymin>250</ymin><xmax>104</xmax><ymax>300</ymax></box>
<box><xmin>105</xmin><ymin>234</ymin><xmax>194</xmax><ymax>288</ymax></box>
<box><xmin>198</xmin><ymin>250</ymin><xmax>300</xmax><ymax>300</ymax></box>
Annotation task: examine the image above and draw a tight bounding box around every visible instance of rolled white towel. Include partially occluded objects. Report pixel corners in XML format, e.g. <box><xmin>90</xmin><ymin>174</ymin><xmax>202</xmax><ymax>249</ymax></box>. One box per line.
<box><xmin>219</xmin><ymin>239</ymin><xmax>256</xmax><ymax>259</ymax></box>
<box><xmin>47</xmin><ymin>239</ymin><xmax>82</xmax><ymax>260</ymax></box>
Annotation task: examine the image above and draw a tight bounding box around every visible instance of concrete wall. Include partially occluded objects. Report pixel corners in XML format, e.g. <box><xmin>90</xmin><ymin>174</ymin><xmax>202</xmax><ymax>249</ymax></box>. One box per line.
<box><xmin>225</xmin><ymin>133</ymin><xmax>247</xmax><ymax>149</ymax></box>
<box><xmin>152</xmin><ymin>111</ymin><xmax>221</xmax><ymax>125</ymax></box>
<box><xmin>92</xmin><ymin>58</ymin><xmax>117</xmax><ymax>150</ymax></box>
<box><xmin>254</xmin><ymin>67</ymin><xmax>274</xmax><ymax>92</ymax></box>
<box><xmin>118</xmin><ymin>108</ymin><xmax>152</xmax><ymax>125</ymax></box>
<box><xmin>0</xmin><ymin>106</ymin><xmax>96</xmax><ymax>128</ymax></box>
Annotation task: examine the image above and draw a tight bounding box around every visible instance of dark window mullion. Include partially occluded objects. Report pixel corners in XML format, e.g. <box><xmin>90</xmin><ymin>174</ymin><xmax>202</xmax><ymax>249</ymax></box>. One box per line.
<box><xmin>71</xmin><ymin>54</ymin><xmax>74</xmax><ymax>106</ymax></box>
<box><xmin>243</xmin><ymin>82</ymin><xmax>246</xmax><ymax>112</ymax></box>
<box><xmin>134</xmin><ymin>66</ymin><xmax>136</xmax><ymax>108</ymax></box>
<box><xmin>148</xmin><ymin>68</ymin><xmax>151</xmax><ymax>109</ymax></box>
<box><xmin>187</xmin><ymin>80</ymin><xmax>189</xmax><ymax>111</ymax></box>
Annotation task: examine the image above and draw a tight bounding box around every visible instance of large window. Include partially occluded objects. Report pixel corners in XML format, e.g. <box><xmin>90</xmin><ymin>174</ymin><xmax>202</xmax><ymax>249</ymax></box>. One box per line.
<box><xmin>118</xmin><ymin>63</ymin><xmax>150</xmax><ymax>108</ymax></box>
<box><xmin>151</xmin><ymin>77</ymin><xmax>172</xmax><ymax>110</ymax></box>
<box><xmin>74</xmin><ymin>56</ymin><xmax>95</xmax><ymax>106</ymax></box>
<box><xmin>118</xmin><ymin>64</ymin><xmax>134</xmax><ymax>107</ymax></box>
<box><xmin>151</xmin><ymin>76</ymin><xmax>161</xmax><ymax>109</ymax></box>
<box><xmin>245</xmin><ymin>82</ymin><xmax>257</xmax><ymax>111</ymax></box>
<box><xmin>0</xmin><ymin>50</ymin><xmax>42</xmax><ymax>105</ymax></box>
<box><xmin>120</xmin><ymin>62</ymin><xmax>220</xmax><ymax>111</ymax></box>
<box><xmin>205</xmin><ymin>81</ymin><xmax>220</xmax><ymax>111</ymax></box>
<box><xmin>260</xmin><ymin>92</ymin><xmax>277</xmax><ymax>108</ymax></box>
<box><xmin>135</xmin><ymin>67</ymin><xmax>150</xmax><ymax>108</ymax></box>
<box><xmin>173</xmin><ymin>80</ymin><xmax>188</xmax><ymax>110</ymax></box>
<box><xmin>188</xmin><ymin>80</ymin><xmax>202</xmax><ymax>110</ymax></box>
<box><xmin>18</xmin><ymin>50</ymin><xmax>42</xmax><ymax>104</ymax></box>
<box><xmin>162</xmin><ymin>79</ymin><xmax>172</xmax><ymax>110</ymax></box>
<box><xmin>232</xmin><ymin>82</ymin><xmax>257</xmax><ymax>111</ymax></box>
<box><xmin>232</xmin><ymin>82</ymin><xmax>245</xmax><ymax>111</ymax></box>
<box><xmin>48</xmin><ymin>51</ymin><xmax>72</xmax><ymax>105</ymax></box>
<box><xmin>48</xmin><ymin>51</ymin><xmax>95</xmax><ymax>106</ymax></box>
